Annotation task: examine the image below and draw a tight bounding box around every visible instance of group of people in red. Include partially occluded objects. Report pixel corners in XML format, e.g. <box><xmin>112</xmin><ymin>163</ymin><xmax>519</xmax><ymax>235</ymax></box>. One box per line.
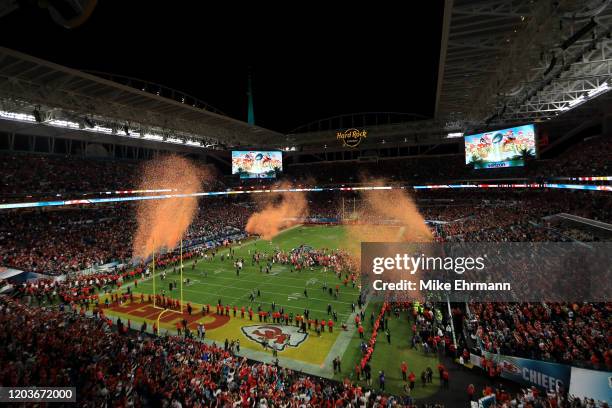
<box><xmin>206</xmin><ymin>301</ymin><xmax>339</xmax><ymax>334</ymax></box>
<box><xmin>357</xmin><ymin>302</ymin><xmax>388</xmax><ymax>370</ymax></box>
<box><xmin>469</xmin><ymin>301</ymin><xmax>611</xmax><ymax>370</ymax></box>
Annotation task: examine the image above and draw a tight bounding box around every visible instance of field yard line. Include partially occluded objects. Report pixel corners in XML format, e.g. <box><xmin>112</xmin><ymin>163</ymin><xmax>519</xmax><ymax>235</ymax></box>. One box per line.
<box><xmin>104</xmin><ymin>225</ymin><xmax>360</xmax><ymax>378</ymax></box>
<box><xmin>211</xmin><ymin>223</ymin><xmax>303</xmax><ymax>253</ymax></box>
<box><xmin>161</xmin><ymin>266</ymin><xmax>357</xmax><ymax>301</ymax></box>
<box><xmin>153</xmin><ymin>286</ymin><xmax>351</xmax><ymax>317</ymax></box>
<box><xmin>121</xmin><ymin>283</ymin><xmax>349</xmax><ymax>318</ymax></box>
<box><xmin>180</xmin><ymin>269</ymin><xmax>332</xmax><ymax>291</ymax></box>
<box><xmin>174</xmin><ymin>278</ymin><xmax>355</xmax><ymax>305</ymax></box>
<box><xmin>118</xmin><ymin>224</ymin><xmax>357</xmax><ymax>310</ymax></box>
<box><xmin>136</xmin><ymin>276</ymin><xmax>355</xmax><ymax>314</ymax></box>
<box><xmin>116</xmin><ymin>267</ymin><xmax>355</xmax><ymax>305</ymax></box>
<box><xmin>195</xmin><ymin>274</ymin><xmax>357</xmax><ymax>304</ymax></box>
<box><xmin>261</xmin><ymin>269</ymin><xmax>345</xmax><ymax>283</ymax></box>
<box><xmin>192</xmin><ymin>263</ymin><xmax>343</xmax><ymax>284</ymax></box>
<box><xmin>193</xmin><ymin>260</ymin><xmax>352</xmax><ymax>286</ymax></box>
<box><xmin>322</xmin><ymin>302</ymin><xmax>369</xmax><ymax>372</ymax></box>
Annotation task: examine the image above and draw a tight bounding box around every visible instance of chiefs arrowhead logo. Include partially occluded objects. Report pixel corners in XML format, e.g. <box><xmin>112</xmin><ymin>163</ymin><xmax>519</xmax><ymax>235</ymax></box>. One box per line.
<box><xmin>241</xmin><ymin>325</ymin><xmax>308</xmax><ymax>351</ymax></box>
<box><xmin>500</xmin><ymin>360</ymin><xmax>520</xmax><ymax>374</ymax></box>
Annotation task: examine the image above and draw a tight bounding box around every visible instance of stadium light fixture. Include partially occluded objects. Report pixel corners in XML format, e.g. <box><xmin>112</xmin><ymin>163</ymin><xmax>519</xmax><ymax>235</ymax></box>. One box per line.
<box><xmin>447</xmin><ymin>132</ymin><xmax>464</xmax><ymax>138</ymax></box>
<box><xmin>0</xmin><ymin>108</ymin><xmax>210</xmax><ymax>148</ymax></box>
<box><xmin>48</xmin><ymin>119</ymin><xmax>79</xmax><ymax>129</ymax></box>
<box><xmin>568</xmin><ymin>95</ymin><xmax>586</xmax><ymax>107</ymax></box>
<box><xmin>144</xmin><ymin>134</ymin><xmax>164</xmax><ymax>141</ymax></box>
<box><xmin>559</xmin><ymin>82</ymin><xmax>610</xmax><ymax>113</ymax></box>
<box><xmin>587</xmin><ymin>82</ymin><xmax>609</xmax><ymax>97</ymax></box>
<box><xmin>0</xmin><ymin>111</ymin><xmax>36</xmax><ymax>122</ymax></box>
<box><xmin>93</xmin><ymin>125</ymin><xmax>113</xmax><ymax>133</ymax></box>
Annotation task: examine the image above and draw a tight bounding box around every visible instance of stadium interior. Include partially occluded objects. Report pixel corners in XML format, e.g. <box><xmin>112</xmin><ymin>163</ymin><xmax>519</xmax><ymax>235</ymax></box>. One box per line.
<box><xmin>0</xmin><ymin>1</ymin><xmax>611</xmax><ymax>407</ymax></box>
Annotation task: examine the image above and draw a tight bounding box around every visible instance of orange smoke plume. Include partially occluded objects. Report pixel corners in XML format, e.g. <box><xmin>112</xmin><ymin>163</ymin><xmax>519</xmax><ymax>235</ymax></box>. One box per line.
<box><xmin>245</xmin><ymin>182</ymin><xmax>308</xmax><ymax>240</ymax></box>
<box><xmin>343</xmin><ymin>181</ymin><xmax>432</xmax><ymax>258</ymax></box>
<box><xmin>344</xmin><ymin>181</ymin><xmax>432</xmax><ymax>301</ymax></box>
<box><xmin>360</xmin><ymin>187</ymin><xmax>432</xmax><ymax>242</ymax></box>
<box><xmin>132</xmin><ymin>155</ymin><xmax>206</xmax><ymax>260</ymax></box>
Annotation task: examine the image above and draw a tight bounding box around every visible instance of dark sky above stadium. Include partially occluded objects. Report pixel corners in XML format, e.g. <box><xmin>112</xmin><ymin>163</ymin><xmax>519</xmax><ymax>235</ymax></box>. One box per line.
<box><xmin>1</xmin><ymin>2</ymin><xmax>443</xmax><ymax>133</ymax></box>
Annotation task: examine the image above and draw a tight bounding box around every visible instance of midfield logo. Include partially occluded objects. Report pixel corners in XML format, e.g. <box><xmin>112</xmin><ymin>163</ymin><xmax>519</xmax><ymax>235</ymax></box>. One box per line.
<box><xmin>241</xmin><ymin>325</ymin><xmax>308</xmax><ymax>351</ymax></box>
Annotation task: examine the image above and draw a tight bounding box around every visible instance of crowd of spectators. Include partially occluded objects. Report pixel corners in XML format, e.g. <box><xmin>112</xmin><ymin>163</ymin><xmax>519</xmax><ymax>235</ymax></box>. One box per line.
<box><xmin>0</xmin><ymin>296</ymin><xmax>423</xmax><ymax>407</ymax></box>
<box><xmin>0</xmin><ymin>205</ymin><xmax>134</xmax><ymax>275</ymax></box>
<box><xmin>1</xmin><ymin>136</ymin><xmax>609</xmax><ymax>204</ymax></box>
<box><xmin>537</xmin><ymin>136</ymin><xmax>610</xmax><ymax>178</ymax></box>
<box><xmin>184</xmin><ymin>200</ymin><xmax>251</xmax><ymax>247</ymax></box>
<box><xmin>473</xmin><ymin>385</ymin><xmax>598</xmax><ymax>408</ymax></box>
<box><xmin>431</xmin><ymin>191</ymin><xmax>611</xmax><ymax>242</ymax></box>
<box><xmin>0</xmin><ymin>153</ymin><xmax>222</xmax><ymax>203</ymax></box>
<box><xmin>467</xmin><ymin>302</ymin><xmax>611</xmax><ymax>370</ymax></box>
<box><xmin>0</xmin><ymin>137</ymin><xmax>610</xmax><ymax>406</ymax></box>
<box><xmin>0</xmin><ymin>198</ymin><xmax>251</xmax><ymax>276</ymax></box>
<box><xmin>287</xmin><ymin>136</ymin><xmax>610</xmax><ymax>185</ymax></box>
<box><xmin>287</xmin><ymin>155</ymin><xmax>467</xmax><ymax>185</ymax></box>
<box><xmin>424</xmin><ymin>192</ymin><xmax>611</xmax><ymax>372</ymax></box>
<box><xmin>2</xmin><ymin>188</ymin><xmax>609</xmax><ymax>275</ymax></box>
<box><xmin>0</xmin><ymin>294</ymin><xmax>606</xmax><ymax>407</ymax></box>
<box><xmin>0</xmin><ymin>154</ymin><xmax>140</xmax><ymax>201</ymax></box>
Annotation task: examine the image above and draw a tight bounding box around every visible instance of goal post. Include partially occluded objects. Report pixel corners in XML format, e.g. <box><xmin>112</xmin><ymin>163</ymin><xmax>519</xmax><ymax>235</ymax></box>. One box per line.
<box><xmin>150</xmin><ymin>237</ymin><xmax>185</xmax><ymax>316</ymax></box>
<box><xmin>180</xmin><ymin>237</ymin><xmax>184</xmax><ymax>314</ymax></box>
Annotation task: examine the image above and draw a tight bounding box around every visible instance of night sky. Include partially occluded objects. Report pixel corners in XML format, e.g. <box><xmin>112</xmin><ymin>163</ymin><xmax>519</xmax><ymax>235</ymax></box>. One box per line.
<box><xmin>1</xmin><ymin>2</ymin><xmax>443</xmax><ymax>133</ymax></box>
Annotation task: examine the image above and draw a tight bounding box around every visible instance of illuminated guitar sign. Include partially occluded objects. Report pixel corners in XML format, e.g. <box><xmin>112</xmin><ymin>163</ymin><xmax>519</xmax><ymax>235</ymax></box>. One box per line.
<box><xmin>336</xmin><ymin>128</ymin><xmax>367</xmax><ymax>147</ymax></box>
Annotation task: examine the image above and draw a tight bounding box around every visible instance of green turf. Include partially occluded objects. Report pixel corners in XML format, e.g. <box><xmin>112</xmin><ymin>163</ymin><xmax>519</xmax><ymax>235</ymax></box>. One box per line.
<box><xmin>334</xmin><ymin>303</ymin><xmax>441</xmax><ymax>398</ymax></box>
<box><xmin>137</xmin><ymin>225</ymin><xmax>358</xmax><ymax>319</ymax></box>
<box><xmin>133</xmin><ymin>225</ymin><xmax>439</xmax><ymax>397</ymax></box>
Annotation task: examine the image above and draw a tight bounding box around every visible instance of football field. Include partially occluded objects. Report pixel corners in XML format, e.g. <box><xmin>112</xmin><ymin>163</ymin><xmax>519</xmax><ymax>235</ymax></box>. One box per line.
<box><xmin>137</xmin><ymin>224</ymin><xmax>357</xmax><ymax>320</ymax></box>
<box><xmin>105</xmin><ymin>225</ymin><xmax>360</xmax><ymax>369</ymax></box>
<box><xmin>104</xmin><ymin>224</ymin><xmax>441</xmax><ymax>397</ymax></box>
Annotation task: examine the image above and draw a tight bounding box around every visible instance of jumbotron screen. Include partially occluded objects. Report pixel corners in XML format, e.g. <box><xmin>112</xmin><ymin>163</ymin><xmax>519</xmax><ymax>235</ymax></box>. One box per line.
<box><xmin>464</xmin><ymin>124</ymin><xmax>536</xmax><ymax>169</ymax></box>
<box><xmin>231</xmin><ymin>151</ymin><xmax>283</xmax><ymax>178</ymax></box>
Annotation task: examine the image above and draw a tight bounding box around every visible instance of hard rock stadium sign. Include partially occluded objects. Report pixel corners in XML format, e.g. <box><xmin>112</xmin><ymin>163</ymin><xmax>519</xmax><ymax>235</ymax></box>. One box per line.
<box><xmin>336</xmin><ymin>128</ymin><xmax>367</xmax><ymax>147</ymax></box>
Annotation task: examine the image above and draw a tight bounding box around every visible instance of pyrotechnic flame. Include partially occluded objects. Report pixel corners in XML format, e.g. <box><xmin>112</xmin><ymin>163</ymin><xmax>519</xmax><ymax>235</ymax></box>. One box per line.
<box><xmin>245</xmin><ymin>182</ymin><xmax>308</xmax><ymax>240</ymax></box>
<box><xmin>132</xmin><ymin>155</ymin><xmax>208</xmax><ymax>260</ymax></box>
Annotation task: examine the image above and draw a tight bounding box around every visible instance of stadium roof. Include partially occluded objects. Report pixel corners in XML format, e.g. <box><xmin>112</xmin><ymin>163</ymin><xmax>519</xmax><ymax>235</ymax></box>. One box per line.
<box><xmin>0</xmin><ymin>47</ymin><xmax>286</xmax><ymax>148</ymax></box>
<box><xmin>436</xmin><ymin>0</ymin><xmax>612</xmax><ymax>128</ymax></box>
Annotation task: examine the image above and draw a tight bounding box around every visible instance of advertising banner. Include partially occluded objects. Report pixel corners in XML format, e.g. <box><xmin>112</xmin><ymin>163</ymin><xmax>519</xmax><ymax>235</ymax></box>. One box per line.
<box><xmin>482</xmin><ymin>351</ymin><xmax>571</xmax><ymax>392</ymax></box>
